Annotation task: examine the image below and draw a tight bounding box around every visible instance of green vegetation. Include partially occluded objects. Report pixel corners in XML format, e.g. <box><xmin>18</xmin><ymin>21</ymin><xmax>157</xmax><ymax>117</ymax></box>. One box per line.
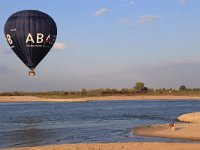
<box><xmin>1</xmin><ymin>82</ymin><xmax>200</xmax><ymax>98</ymax></box>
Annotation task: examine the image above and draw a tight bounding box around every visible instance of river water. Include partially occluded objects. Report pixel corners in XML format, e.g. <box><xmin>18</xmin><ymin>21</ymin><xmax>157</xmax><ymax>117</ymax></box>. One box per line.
<box><xmin>0</xmin><ymin>99</ymin><xmax>200</xmax><ymax>148</ymax></box>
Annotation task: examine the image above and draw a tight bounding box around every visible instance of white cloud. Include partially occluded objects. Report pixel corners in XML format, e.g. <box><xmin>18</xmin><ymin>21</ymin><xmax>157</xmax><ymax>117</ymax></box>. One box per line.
<box><xmin>94</xmin><ymin>8</ymin><xmax>109</xmax><ymax>16</ymax></box>
<box><xmin>52</xmin><ymin>42</ymin><xmax>66</xmax><ymax>50</ymax></box>
<box><xmin>116</xmin><ymin>15</ymin><xmax>160</xmax><ymax>25</ymax></box>
<box><xmin>128</xmin><ymin>0</ymin><xmax>135</xmax><ymax>5</ymax></box>
<box><xmin>136</xmin><ymin>15</ymin><xmax>160</xmax><ymax>25</ymax></box>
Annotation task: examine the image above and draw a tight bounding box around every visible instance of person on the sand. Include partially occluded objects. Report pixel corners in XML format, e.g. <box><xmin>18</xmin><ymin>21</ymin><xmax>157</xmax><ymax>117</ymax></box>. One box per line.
<box><xmin>169</xmin><ymin>122</ymin><xmax>175</xmax><ymax>131</ymax></box>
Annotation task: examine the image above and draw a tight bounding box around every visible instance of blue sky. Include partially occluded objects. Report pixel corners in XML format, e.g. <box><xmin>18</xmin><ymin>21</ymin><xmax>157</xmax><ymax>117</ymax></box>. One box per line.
<box><xmin>0</xmin><ymin>0</ymin><xmax>200</xmax><ymax>91</ymax></box>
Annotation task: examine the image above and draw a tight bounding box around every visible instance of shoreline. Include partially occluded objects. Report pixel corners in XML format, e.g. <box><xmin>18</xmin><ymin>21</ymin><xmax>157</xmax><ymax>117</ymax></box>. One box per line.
<box><xmin>133</xmin><ymin>123</ymin><xmax>200</xmax><ymax>142</ymax></box>
<box><xmin>133</xmin><ymin>112</ymin><xmax>200</xmax><ymax>142</ymax></box>
<box><xmin>0</xmin><ymin>95</ymin><xmax>200</xmax><ymax>103</ymax></box>
<box><xmin>3</xmin><ymin>142</ymin><xmax>200</xmax><ymax>150</ymax></box>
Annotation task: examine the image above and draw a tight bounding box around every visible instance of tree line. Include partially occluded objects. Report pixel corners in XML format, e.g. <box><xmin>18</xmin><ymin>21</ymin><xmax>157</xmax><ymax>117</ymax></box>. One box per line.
<box><xmin>0</xmin><ymin>82</ymin><xmax>200</xmax><ymax>97</ymax></box>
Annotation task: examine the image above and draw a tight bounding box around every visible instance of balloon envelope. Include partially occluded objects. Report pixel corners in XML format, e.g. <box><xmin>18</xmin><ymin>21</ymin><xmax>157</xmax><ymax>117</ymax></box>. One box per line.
<box><xmin>4</xmin><ymin>10</ymin><xmax>57</xmax><ymax>71</ymax></box>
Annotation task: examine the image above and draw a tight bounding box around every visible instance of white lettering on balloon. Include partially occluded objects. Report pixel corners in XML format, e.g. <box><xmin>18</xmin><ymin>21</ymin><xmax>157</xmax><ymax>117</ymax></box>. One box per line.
<box><xmin>6</xmin><ymin>34</ymin><xmax>13</xmax><ymax>45</ymax></box>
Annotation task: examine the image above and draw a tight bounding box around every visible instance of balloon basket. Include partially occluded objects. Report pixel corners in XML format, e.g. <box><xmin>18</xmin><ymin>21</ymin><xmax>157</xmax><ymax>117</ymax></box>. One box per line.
<box><xmin>28</xmin><ymin>70</ymin><xmax>35</xmax><ymax>76</ymax></box>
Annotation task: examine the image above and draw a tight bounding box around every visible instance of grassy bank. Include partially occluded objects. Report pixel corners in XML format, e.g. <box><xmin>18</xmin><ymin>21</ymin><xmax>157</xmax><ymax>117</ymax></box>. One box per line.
<box><xmin>1</xmin><ymin>89</ymin><xmax>200</xmax><ymax>99</ymax></box>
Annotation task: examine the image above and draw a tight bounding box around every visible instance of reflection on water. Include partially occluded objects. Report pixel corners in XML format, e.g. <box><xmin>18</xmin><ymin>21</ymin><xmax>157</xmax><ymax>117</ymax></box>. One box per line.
<box><xmin>0</xmin><ymin>100</ymin><xmax>200</xmax><ymax>148</ymax></box>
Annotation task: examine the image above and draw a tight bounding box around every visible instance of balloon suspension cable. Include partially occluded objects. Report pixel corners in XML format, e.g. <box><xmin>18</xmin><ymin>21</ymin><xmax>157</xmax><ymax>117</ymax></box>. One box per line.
<box><xmin>28</xmin><ymin>70</ymin><xmax>35</xmax><ymax>76</ymax></box>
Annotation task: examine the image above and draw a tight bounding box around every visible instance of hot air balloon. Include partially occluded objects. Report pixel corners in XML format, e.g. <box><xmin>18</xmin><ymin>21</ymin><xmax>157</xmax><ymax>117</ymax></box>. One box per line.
<box><xmin>4</xmin><ymin>10</ymin><xmax>57</xmax><ymax>76</ymax></box>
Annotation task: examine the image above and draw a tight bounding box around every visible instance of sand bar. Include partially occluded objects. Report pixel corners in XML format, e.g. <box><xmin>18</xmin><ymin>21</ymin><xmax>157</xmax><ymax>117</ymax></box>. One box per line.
<box><xmin>0</xmin><ymin>95</ymin><xmax>200</xmax><ymax>103</ymax></box>
<box><xmin>134</xmin><ymin>123</ymin><xmax>200</xmax><ymax>141</ymax></box>
<box><xmin>2</xmin><ymin>142</ymin><xmax>200</xmax><ymax>150</ymax></box>
<box><xmin>177</xmin><ymin>112</ymin><xmax>200</xmax><ymax>123</ymax></box>
<box><xmin>134</xmin><ymin>112</ymin><xmax>200</xmax><ymax>141</ymax></box>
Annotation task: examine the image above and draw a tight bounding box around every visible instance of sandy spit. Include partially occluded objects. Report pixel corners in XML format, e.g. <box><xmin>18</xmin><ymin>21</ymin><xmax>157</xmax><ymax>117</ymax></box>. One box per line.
<box><xmin>177</xmin><ymin>112</ymin><xmax>200</xmax><ymax>123</ymax></box>
<box><xmin>133</xmin><ymin>112</ymin><xmax>200</xmax><ymax>141</ymax></box>
<box><xmin>0</xmin><ymin>95</ymin><xmax>199</xmax><ymax>103</ymax></box>
<box><xmin>134</xmin><ymin>123</ymin><xmax>200</xmax><ymax>141</ymax></box>
<box><xmin>2</xmin><ymin>142</ymin><xmax>200</xmax><ymax>150</ymax></box>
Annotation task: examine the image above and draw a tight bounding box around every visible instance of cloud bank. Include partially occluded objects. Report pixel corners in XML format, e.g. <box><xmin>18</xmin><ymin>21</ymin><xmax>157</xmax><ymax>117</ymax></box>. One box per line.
<box><xmin>116</xmin><ymin>15</ymin><xmax>160</xmax><ymax>25</ymax></box>
<box><xmin>94</xmin><ymin>8</ymin><xmax>109</xmax><ymax>16</ymax></box>
<box><xmin>52</xmin><ymin>42</ymin><xmax>66</xmax><ymax>50</ymax></box>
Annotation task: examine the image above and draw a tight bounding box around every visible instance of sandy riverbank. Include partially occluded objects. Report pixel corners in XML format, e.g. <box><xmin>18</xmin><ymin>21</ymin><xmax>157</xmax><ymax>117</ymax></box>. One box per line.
<box><xmin>0</xmin><ymin>95</ymin><xmax>199</xmax><ymax>103</ymax></box>
<box><xmin>2</xmin><ymin>142</ymin><xmax>200</xmax><ymax>150</ymax></box>
<box><xmin>134</xmin><ymin>112</ymin><xmax>200</xmax><ymax>141</ymax></box>
<box><xmin>134</xmin><ymin>123</ymin><xmax>200</xmax><ymax>141</ymax></box>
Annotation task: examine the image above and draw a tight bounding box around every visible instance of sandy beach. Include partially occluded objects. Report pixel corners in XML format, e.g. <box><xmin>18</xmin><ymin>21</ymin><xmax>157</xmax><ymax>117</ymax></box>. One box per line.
<box><xmin>134</xmin><ymin>123</ymin><xmax>200</xmax><ymax>141</ymax></box>
<box><xmin>2</xmin><ymin>142</ymin><xmax>200</xmax><ymax>150</ymax></box>
<box><xmin>131</xmin><ymin>112</ymin><xmax>200</xmax><ymax>149</ymax></box>
<box><xmin>0</xmin><ymin>95</ymin><xmax>199</xmax><ymax>103</ymax></box>
<box><xmin>133</xmin><ymin>112</ymin><xmax>200</xmax><ymax>140</ymax></box>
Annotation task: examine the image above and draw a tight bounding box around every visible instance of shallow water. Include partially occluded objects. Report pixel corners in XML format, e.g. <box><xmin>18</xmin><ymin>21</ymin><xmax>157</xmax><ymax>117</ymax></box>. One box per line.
<box><xmin>0</xmin><ymin>99</ymin><xmax>200</xmax><ymax>148</ymax></box>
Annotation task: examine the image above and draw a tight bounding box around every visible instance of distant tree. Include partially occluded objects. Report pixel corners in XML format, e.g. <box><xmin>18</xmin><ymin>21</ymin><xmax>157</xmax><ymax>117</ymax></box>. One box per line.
<box><xmin>148</xmin><ymin>88</ymin><xmax>154</xmax><ymax>93</ymax></box>
<box><xmin>70</xmin><ymin>91</ymin><xmax>76</xmax><ymax>95</ymax></box>
<box><xmin>121</xmin><ymin>88</ymin><xmax>129</xmax><ymax>94</ymax></box>
<box><xmin>112</xmin><ymin>89</ymin><xmax>118</xmax><ymax>94</ymax></box>
<box><xmin>155</xmin><ymin>88</ymin><xmax>162</xmax><ymax>93</ymax></box>
<box><xmin>179</xmin><ymin>85</ymin><xmax>187</xmax><ymax>91</ymax></box>
<box><xmin>13</xmin><ymin>91</ymin><xmax>22</xmax><ymax>96</ymax></box>
<box><xmin>80</xmin><ymin>88</ymin><xmax>87</xmax><ymax>96</ymax></box>
<box><xmin>134</xmin><ymin>82</ymin><xmax>145</xmax><ymax>92</ymax></box>
<box><xmin>141</xmin><ymin>87</ymin><xmax>148</xmax><ymax>93</ymax></box>
<box><xmin>64</xmin><ymin>92</ymin><xmax>68</xmax><ymax>95</ymax></box>
<box><xmin>105</xmin><ymin>88</ymin><xmax>112</xmax><ymax>94</ymax></box>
